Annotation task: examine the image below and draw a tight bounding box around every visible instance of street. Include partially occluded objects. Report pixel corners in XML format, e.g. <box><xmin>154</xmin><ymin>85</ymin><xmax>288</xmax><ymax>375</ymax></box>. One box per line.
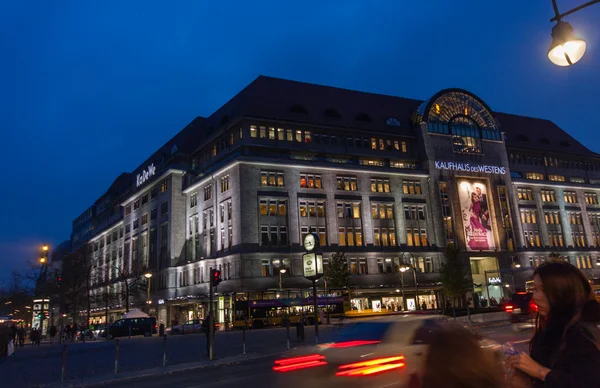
<box><xmin>101</xmin><ymin>323</ymin><xmax>533</xmax><ymax>388</ymax></box>
<box><xmin>0</xmin><ymin>325</ymin><xmax>325</xmax><ymax>388</ymax></box>
<box><xmin>0</xmin><ymin>322</ymin><xmax>533</xmax><ymax>388</ymax></box>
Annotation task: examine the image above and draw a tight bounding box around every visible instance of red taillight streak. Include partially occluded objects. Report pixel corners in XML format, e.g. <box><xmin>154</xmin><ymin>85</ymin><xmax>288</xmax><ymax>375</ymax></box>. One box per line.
<box><xmin>318</xmin><ymin>340</ymin><xmax>382</xmax><ymax>349</ymax></box>
<box><xmin>336</xmin><ymin>356</ymin><xmax>406</xmax><ymax>377</ymax></box>
<box><xmin>273</xmin><ymin>360</ymin><xmax>327</xmax><ymax>372</ymax></box>
<box><xmin>505</xmin><ymin>305</ymin><xmax>513</xmax><ymax>312</ymax></box>
<box><xmin>272</xmin><ymin>354</ymin><xmax>327</xmax><ymax>372</ymax></box>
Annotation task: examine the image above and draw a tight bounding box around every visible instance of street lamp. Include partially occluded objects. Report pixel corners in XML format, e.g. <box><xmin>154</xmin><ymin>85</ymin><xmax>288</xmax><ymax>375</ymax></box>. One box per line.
<box><xmin>37</xmin><ymin>244</ymin><xmax>50</xmax><ymax>334</ymax></box>
<box><xmin>144</xmin><ymin>273</ymin><xmax>152</xmax><ymax>306</ymax></box>
<box><xmin>279</xmin><ymin>268</ymin><xmax>286</xmax><ymax>290</ymax></box>
<box><xmin>399</xmin><ymin>253</ymin><xmax>420</xmax><ymax>311</ymax></box>
<box><xmin>547</xmin><ymin>0</ymin><xmax>598</xmax><ymax>66</ymax></box>
<box><xmin>511</xmin><ymin>257</ymin><xmax>521</xmax><ymax>269</ymax></box>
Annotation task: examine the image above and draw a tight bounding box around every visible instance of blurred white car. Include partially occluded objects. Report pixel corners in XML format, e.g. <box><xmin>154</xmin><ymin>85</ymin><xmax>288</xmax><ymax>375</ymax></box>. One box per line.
<box><xmin>167</xmin><ymin>319</ymin><xmax>204</xmax><ymax>334</ymax></box>
<box><xmin>273</xmin><ymin>315</ymin><xmax>501</xmax><ymax>388</ymax></box>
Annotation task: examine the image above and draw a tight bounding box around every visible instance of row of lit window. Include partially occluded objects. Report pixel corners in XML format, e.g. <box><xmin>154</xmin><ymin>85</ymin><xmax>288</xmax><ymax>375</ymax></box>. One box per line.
<box><xmin>510</xmin><ymin>153</ymin><xmax>600</xmax><ymax>172</ymax></box>
<box><xmin>265</xmin><ymin>171</ymin><xmax>422</xmax><ymax>195</ymax></box>
<box><xmin>518</xmin><ymin>188</ymin><xmax>599</xmax><ymax>205</ymax></box>
<box><xmin>125</xmin><ymin>180</ymin><xmax>169</xmax><ymax>215</ymax></box>
<box><xmin>522</xmin><ymin>172</ymin><xmax>588</xmax><ymax>184</ymax></box>
<box><xmin>249</xmin><ymin>125</ymin><xmax>408</xmax><ymax>153</ymax></box>
<box><xmin>256</xmin><ymin>256</ymin><xmax>436</xmax><ymax>277</ymax></box>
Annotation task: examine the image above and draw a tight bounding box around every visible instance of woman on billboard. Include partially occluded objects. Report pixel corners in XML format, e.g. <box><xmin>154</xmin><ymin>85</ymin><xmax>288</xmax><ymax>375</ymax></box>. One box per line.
<box><xmin>468</xmin><ymin>191</ymin><xmax>489</xmax><ymax>250</ymax></box>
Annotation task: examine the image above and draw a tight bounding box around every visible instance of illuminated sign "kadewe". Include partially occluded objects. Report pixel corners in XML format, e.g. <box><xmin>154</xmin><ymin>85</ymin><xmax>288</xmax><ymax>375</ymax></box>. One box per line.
<box><xmin>136</xmin><ymin>164</ymin><xmax>156</xmax><ymax>187</ymax></box>
<box><xmin>435</xmin><ymin>161</ymin><xmax>506</xmax><ymax>175</ymax></box>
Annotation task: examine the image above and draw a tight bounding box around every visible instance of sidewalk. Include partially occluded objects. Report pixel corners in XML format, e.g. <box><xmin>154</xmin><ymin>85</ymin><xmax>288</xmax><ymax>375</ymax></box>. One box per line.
<box><xmin>36</xmin><ymin>352</ymin><xmax>278</xmax><ymax>388</ymax></box>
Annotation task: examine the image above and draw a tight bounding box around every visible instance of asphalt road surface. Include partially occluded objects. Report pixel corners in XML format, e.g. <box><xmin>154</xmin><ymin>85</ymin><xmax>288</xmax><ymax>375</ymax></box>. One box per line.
<box><xmin>96</xmin><ymin>323</ymin><xmax>534</xmax><ymax>388</ymax></box>
<box><xmin>1</xmin><ymin>325</ymin><xmax>327</xmax><ymax>388</ymax></box>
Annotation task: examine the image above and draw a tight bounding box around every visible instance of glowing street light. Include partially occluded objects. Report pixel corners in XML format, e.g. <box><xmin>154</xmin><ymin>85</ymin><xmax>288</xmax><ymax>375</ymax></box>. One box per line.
<box><xmin>548</xmin><ymin>22</ymin><xmax>586</xmax><ymax>66</ymax></box>
<box><xmin>144</xmin><ymin>273</ymin><xmax>152</xmax><ymax>308</ymax></box>
<box><xmin>547</xmin><ymin>0</ymin><xmax>598</xmax><ymax>66</ymax></box>
<box><xmin>279</xmin><ymin>268</ymin><xmax>287</xmax><ymax>290</ymax></box>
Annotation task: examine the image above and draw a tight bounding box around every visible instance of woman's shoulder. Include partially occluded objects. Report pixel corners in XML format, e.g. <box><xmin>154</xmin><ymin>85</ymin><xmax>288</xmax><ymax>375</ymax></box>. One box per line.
<box><xmin>566</xmin><ymin>322</ymin><xmax>600</xmax><ymax>351</ymax></box>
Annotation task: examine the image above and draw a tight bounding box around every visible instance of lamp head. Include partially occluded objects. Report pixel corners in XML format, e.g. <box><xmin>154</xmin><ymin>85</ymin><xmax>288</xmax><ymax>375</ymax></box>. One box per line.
<box><xmin>548</xmin><ymin>21</ymin><xmax>586</xmax><ymax>66</ymax></box>
<box><xmin>144</xmin><ymin>273</ymin><xmax>152</xmax><ymax>278</ymax></box>
<box><xmin>280</xmin><ymin>269</ymin><xmax>287</xmax><ymax>274</ymax></box>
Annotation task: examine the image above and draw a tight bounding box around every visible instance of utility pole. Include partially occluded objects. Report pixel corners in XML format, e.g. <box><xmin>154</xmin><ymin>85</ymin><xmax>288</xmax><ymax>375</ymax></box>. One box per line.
<box><xmin>38</xmin><ymin>245</ymin><xmax>50</xmax><ymax>334</ymax></box>
<box><xmin>209</xmin><ymin>268</ymin><xmax>222</xmax><ymax>361</ymax></box>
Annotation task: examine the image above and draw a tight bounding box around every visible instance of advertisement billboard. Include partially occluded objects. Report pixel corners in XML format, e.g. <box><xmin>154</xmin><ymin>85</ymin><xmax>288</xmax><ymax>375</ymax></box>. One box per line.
<box><xmin>458</xmin><ymin>180</ymin><xmax>495</xmax><ymax>251</ymax></box>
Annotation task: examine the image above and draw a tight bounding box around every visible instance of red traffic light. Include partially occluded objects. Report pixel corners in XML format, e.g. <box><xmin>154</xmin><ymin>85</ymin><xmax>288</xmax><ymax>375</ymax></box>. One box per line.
<box><xmin>210</xmin><ymin>269</ymin><xmax>222</xmax><ymax>287</ymax></box>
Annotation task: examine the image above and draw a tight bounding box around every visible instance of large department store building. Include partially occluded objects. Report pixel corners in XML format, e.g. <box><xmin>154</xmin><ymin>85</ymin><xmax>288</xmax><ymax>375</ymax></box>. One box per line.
<box><xmin>73</xmin><ymin>76</ymin><xmax>600</xmax><ymax>325</ymax></box>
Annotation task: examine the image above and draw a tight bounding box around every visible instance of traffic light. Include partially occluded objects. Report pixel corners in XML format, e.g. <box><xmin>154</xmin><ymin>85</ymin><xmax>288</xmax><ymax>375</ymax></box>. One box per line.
<box><xmin>210</xmin><ymin>269</ymin><xmax>222</xmax><ymax>287</ymax></box>
<box><xmin>57</xmin><ymin>275</ymin><xmax>63</xmax><ymax>288</ymax></box>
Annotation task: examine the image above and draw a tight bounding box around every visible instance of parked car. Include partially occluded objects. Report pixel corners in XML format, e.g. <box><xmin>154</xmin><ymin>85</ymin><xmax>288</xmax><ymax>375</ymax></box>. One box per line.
<box><xmin>104</xmin><ymin>317</ymin><xmax>157</xmax><ymax>339</ymax></box>
<box><xmin>168</xmin><ymin>319</ymin><xmax>204</xmax><ymax>334</ymax></box>
<box><xmin>506</xmin><ymin>292</ymin><xmax>537</xmax><ymax>331</ymax></box>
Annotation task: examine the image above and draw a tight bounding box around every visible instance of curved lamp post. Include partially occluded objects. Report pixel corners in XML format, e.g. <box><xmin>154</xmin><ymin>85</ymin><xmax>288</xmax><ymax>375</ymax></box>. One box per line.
<box><xmin>279</xmin><ymin>268</ymin><xmax>286</xmax><ymax>290</ymax></box>
<box><xmin>399</xmin><ymin>252</ymin><xmax>420</xmax><ymax>311</ymax></box>
<box><xmin>144</xmin><ymin>273</ymin><xmax>152</xmax><ymax>308</ymax></box>
<box><xmin>547</xmin><ymin>0</ymin><xmax>598</xmax><ymax>66</ymax></box>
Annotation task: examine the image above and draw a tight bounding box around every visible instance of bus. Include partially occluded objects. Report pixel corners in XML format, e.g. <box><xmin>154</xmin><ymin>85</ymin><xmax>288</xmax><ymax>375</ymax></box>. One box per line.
<box><xmin>232</xmin><ymin>291</ymin><xmax>347</xmax><ymax>329</ymax></box>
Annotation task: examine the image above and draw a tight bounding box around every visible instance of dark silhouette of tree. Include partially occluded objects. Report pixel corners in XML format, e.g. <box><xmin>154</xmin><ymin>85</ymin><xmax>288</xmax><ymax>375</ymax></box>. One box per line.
<box><xmin>439</xmin><ymin>246</ymin><xmax>472</xmax><ymax>318</ymax></box>
<box><xmin>110</xmin><ymin>264</ymin><xmax>148</xmax><ymax>313</ymax></box>
<box><xmin>324</xmin><ymin>252</ymin><xmax>350</xmax><ymax>289</ymax></box>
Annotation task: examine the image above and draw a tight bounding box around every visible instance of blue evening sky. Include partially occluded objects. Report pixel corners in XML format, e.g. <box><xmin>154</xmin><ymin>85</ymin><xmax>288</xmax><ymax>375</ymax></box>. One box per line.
<box><xmin>0</xmin><ymin>1</ymin><xmax>598</xmax><ymax>282</ymax></box>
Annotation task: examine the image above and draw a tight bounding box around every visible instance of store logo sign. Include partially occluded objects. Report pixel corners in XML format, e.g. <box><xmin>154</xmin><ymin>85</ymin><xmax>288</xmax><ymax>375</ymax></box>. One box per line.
<box><xmin>136</xmin><ymin>164</ymin><xmax>156</xmax><ymax>187</ymax></box>
<box><xmin>435</xmin><ymin>161</ymin><xmax>506</xmax><ymax>175</ymax></box>
<box><xmin>488</xmin><ymin>277</ymin><xmax>502</xmax><ymax>284</ymax></box>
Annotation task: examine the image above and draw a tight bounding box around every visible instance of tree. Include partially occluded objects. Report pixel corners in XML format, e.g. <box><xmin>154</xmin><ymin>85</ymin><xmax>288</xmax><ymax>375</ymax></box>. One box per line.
<box><xmin>59</xmin><ymin>245</ymin><xmax>94</xmax><ymax>323</ymax></box>
<box><xmin>324</xmin><ymin>252</ymin><xmax>350</xmax><ymax>289</ymax></box>
<box><xmin>439</xmin><ymin>246</ymin><xmax>472</xmax><ymax>318</ymax></box>
<box><xmin>111</xmin><ymin>264</ymin><xmax>148</xmax><ymax>313</ymax></box>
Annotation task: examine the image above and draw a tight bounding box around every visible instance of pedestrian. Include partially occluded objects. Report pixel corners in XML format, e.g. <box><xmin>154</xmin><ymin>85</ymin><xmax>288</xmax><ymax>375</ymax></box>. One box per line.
<box><xmin>10</xmin><ymin>324</ymin><xmax>17</xmax><ymax>343</ymax></box>
<box><xmin>65</xmin><ymin>323</ymin><xmax>72</xmax><ymax>342</ymax></box>
<box><xmin>18</xmin><ymin>326</ymin><xmax>25</xmax><ymax>348</ymax></box>
<box><xmin>49</xmin><ymin>325</ymin><xmax>57</xmax><ymax>344</ymax></box>
<box><xmin>72</xmin><ymin>323</ymin><xmax>78</xmax><ymax>342</ymax></box>
<box><xmin>202</xmin><ymin>312</ymin><xmax>215</xmax><ymax>358</ymax></box>
<box><xmin>506</xmin><ymin>262</ymin><xmax>600</xmax><ymax>387</ymax></box>
<box><xmin>418</xmin><ymin>325</ymin><xmax>504</xmax><ymax>388</ymax></box>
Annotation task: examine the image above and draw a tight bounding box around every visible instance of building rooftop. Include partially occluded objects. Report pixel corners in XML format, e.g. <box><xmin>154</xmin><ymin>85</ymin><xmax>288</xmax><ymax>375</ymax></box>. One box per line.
<box><xmin>210</xmin><ymin>75</ymin><xmax>597</xmax><ymax>158</ymax></box>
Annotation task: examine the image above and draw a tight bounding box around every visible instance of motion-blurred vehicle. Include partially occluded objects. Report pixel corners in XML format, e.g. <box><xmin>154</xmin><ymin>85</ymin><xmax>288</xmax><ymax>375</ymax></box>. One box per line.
<box><xmin>168</xmin><ymin>319</ymin><xmax>204</xmax><ymax>334</ymax></box>
<box><xmin>104</xmin><ymin>317</ymin><xmax>158</xmax><ymax>339</ymax></box>
<box><xmin>272</xmin><ymin>315</ymin><xmax>500</xmax><ymax>388</ymax></box>
<box><xmin>505</xmin><ymin>291</ymin><xmax>537</xmax><ymax>331</ymax></box>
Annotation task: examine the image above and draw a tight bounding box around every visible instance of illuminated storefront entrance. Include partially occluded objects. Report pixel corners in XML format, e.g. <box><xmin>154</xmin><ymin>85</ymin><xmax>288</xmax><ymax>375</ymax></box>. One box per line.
<box><xmin>469</xmin><ymin>257</ymin><xmax>503</xmax><ymax>307</ymax></box>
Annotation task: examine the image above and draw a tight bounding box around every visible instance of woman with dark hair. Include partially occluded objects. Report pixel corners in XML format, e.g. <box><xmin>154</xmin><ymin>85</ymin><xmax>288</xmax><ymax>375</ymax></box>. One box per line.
<box><xmin>507</xmin><ymin>261</ymin><xmax>600</xmax><ymax>387</ymax></box>
<box><xmin>420</xmin><ymin>325</ymin><xmax>504</xmax><ymax>388</ymax></box>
